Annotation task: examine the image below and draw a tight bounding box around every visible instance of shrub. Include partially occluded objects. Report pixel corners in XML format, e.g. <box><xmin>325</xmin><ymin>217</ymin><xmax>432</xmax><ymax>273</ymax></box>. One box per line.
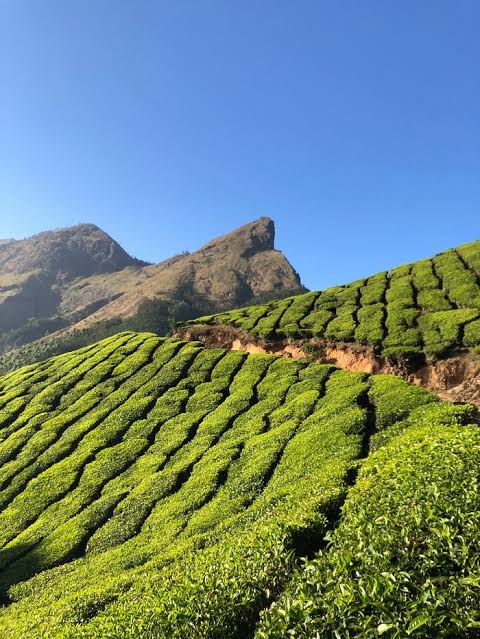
<box><xmin>463</xmin><ymin>319</ymin><xmax>480</xmax><ymax>347</ymax></box>
<box><xmin>186</xmin><ymin>241</ymin><xmax>480</xmax><ymax>357</ymax></box>
<box><xmin>324</xmin><ymin>305</ymin><xmax>357</xmax><ymax>341</ymax></box>
<box><xmin>416</xmin><ymin>288</ymin><xmax>452</xmax><ymax>312</ymax></box>
<box><xmin>355</xmin><ymin>303</ymin><xmax>384</xmax><ymax>344</ymax></box>
<box><xmin>458</xmin><ymin>240</ymin><xmax>480</xmax><ymax>275</ymax></box>
<box><xmin>368</xmin><ymin>374</ymin><xmax>436</xmax><ymax>430</ymax></box>
<box><xmin>258</xmin><ymin>422</ymin><xmax>480</xmax><ymax>639</ymax></box>
<box><xmin>434</xmin><ymin>250</ymin><xmax>480</xmax><ymax>309</ymax></box>
<box><xmin>419</xmin><ymin>309</ymin><xmax>480</xmax><ymax>355</ymax></box>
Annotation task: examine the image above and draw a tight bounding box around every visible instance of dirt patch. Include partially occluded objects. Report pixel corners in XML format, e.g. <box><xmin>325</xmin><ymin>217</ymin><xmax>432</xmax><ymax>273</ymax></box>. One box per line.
<box><xmin>323</xmin><ymin>345</ymin><xmax>378</xmax><ymax>373</ymax></box>
<box><xmin>176</xmin><ymin>324</ymin><xmax>480</xmax><ymax>407</ymax></box>
<box><xmin>408</xmin><ymin>356</ymin><xmax>480</xmax><ymax>404</ymax></box>
<box><xmin>230</xmin><ymin>339</ymin><xmax>307</xmax><ymax>360</ymax></box>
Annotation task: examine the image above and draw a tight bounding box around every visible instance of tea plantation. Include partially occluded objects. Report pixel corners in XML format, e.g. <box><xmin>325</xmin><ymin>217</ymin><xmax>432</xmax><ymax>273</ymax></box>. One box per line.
<box><xmin>190</xmin><ymin>240</ymin><xmax>480</xmax><ymax>359</ymax></box>
<box><xmin>0</xmin><ymin>331</ymin><xmax>479</xmax><ymax>637</ymax></box>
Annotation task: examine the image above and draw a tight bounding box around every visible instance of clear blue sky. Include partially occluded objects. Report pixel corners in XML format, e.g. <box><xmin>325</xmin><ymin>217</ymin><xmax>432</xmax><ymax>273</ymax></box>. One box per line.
<box><xmin>1</xmin><ymin>1</ymin><xmax>479</xmax><ymax>290</ymax></box>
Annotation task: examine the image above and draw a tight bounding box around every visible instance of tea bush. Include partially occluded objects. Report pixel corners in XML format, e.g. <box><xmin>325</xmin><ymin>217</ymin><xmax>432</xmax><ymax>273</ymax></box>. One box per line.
<box><xmin>0</xmin><ymin>334</ymin><xmax>368</xmax><ymax>637</ymax></box>
<box><xmin>0</xmin><ymin>332</ymin><xmax>478</xmax><ymax>638</ymax></box>
<box><xmin>188</xmin><ymin>240</ymin><xmax>480</xmax><ymax>359</ymax></box>
<box><xmin>257</xmin><ymin>421</ymin><xmax>480</xmax><ymax>638</ymax></box>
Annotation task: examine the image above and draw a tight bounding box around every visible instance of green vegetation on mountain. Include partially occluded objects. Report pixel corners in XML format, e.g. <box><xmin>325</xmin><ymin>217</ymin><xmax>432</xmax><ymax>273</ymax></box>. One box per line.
<box><xmin>190</xmin><ymin>240</ymin><xmax>480</xmax><ymax>361</ymax></box>
<box><xmin>0</xmin><ymin>332</ymin><xmax>478</xmax><ymax>637</ymax></box>
<box><xmin>0</xmin><ymin>291</ymin><xmax>207</xmax><ymax>376</ymax></box>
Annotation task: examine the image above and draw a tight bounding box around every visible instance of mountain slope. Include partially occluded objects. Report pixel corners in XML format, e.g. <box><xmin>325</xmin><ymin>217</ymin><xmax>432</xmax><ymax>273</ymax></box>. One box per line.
<box><xmin>182</xmin><ymin>239</ymin><xmax>480</xmax><ymax>404</ymax></box>
<box><xmin>0</xmin><ymin>218</ymin><xmax>304</xmax><ymax>368</ymax></box>
<box><xmin>0</xmin><ymin>332</ymin><xmax>478</xmax><ymax>637</ymax></box>
<box><xmin>66</xmin><ymin>216</ymin><xmax>303</xmax><ymax>328</ymax></box>
<box><xmin>0</xmin><ymin>223</ymin><xmax>139</xmax><ymax>281</ymax></box>
<box><xmin>0</xmin><ymin>224</ymin><xmax>140</xmax><ymax>332</ymax></box>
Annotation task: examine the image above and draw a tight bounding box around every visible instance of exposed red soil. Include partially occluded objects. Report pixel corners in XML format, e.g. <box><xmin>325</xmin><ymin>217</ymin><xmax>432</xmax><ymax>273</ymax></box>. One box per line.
<box><xmin>176</xmin><ymin>324</ymin><xmax>480</xmax><ymax>408</ymax></box>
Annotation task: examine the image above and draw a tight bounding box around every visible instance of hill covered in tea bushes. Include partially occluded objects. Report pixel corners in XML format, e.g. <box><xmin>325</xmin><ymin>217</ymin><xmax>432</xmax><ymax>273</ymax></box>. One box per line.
<box><xmin>187</xmin><ymin>240</ymin><xmax>480</xmax><ymax>361</ymax></box>
<box><xmin>0</xmin><ymin>331</ymin><xmax>478</xmax><ymax>638</ymax></box>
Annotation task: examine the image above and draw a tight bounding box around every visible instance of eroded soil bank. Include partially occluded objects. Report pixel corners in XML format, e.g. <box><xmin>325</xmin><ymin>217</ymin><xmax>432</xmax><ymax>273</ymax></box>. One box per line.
<box><xmin>176</xmin><ymin>324</ymin><xmax>480</xmax><ymax>407</ymax></box>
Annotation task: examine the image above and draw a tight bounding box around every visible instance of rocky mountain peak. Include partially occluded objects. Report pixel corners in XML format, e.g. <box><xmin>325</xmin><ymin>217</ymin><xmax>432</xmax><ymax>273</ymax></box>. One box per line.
<box><xmin>0</xmin><ymin>223</ymin><xmax>140</xmax><ymax>279</ymax></box>
<box><xmin>200</xmin><ymin>217</ymin><xmax>275</xmax><ymax>256</ymax></box>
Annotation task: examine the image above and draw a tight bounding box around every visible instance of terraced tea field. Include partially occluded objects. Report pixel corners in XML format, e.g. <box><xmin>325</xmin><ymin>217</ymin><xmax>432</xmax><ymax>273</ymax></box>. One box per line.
<box><xmin>189</xmin><ymin>240</ymin><xmax>480</xmax><ymax>359</ymax></box>
<box><xmin>0</xmin><ymin>331</ymin><xmax>479</xmax><ymax>637</ymax></box>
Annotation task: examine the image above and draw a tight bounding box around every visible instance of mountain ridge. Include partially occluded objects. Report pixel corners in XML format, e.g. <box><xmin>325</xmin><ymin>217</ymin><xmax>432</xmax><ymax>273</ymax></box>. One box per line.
<box><xmin>0</xmin><ymin>223</ymin><xmax>143</xmax><ymax>278</ymax></box>
<box><xmin>0</xmin><ymin>218</ymin><xmax>304</xmax><ymax>367</ymax></box>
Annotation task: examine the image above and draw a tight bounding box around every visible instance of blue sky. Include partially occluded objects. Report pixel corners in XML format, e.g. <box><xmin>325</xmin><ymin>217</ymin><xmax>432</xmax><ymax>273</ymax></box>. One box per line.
<box><xmin>1</xmin><ymin>1</ymin><xmax>479</xmax><ymax>290</ymax></box>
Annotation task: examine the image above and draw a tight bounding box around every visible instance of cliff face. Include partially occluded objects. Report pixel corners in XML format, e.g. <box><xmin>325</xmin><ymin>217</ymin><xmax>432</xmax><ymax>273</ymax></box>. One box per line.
<box><xmin>0</xmin><ymin>217</ymin><xmax>304</xmax><ymax>346</ymax></box>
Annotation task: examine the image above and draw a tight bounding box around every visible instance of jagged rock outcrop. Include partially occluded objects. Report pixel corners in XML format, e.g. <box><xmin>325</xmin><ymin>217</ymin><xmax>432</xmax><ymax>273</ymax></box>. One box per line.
<box><xmin>66</xmin><ymin>217</ymin><xmax>304</xmax><ymax>329</ymax></box>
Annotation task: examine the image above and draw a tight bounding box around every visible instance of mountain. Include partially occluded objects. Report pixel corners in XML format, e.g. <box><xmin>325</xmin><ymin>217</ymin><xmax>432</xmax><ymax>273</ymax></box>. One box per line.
<box><xmin>182</xmin><ymin>239</ymin><xmax>480</xmax><ymax>405</ymax></box>
<box><xmin>0</xmin><ymin>331</ymin><xmax>478</xmax><ymax>637</ymax></box>
<box><xmin>0</xmin><ymin>223</ymin><xmax>140</xmax><ymax>282</ymax></box>
<box><xmin>0</xmin><ymin>223</ymin><xmax>141</xmax><ymax>332</ymax></box>
<box><xmin>0</xmin><ymin>218</ymin><xmax>304</xmax><ymax>367</ymax></box>
<box><xmin>66</xmin><ymin>216</ymin><xmax>303</xmax><ymax>328</ymax></box>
